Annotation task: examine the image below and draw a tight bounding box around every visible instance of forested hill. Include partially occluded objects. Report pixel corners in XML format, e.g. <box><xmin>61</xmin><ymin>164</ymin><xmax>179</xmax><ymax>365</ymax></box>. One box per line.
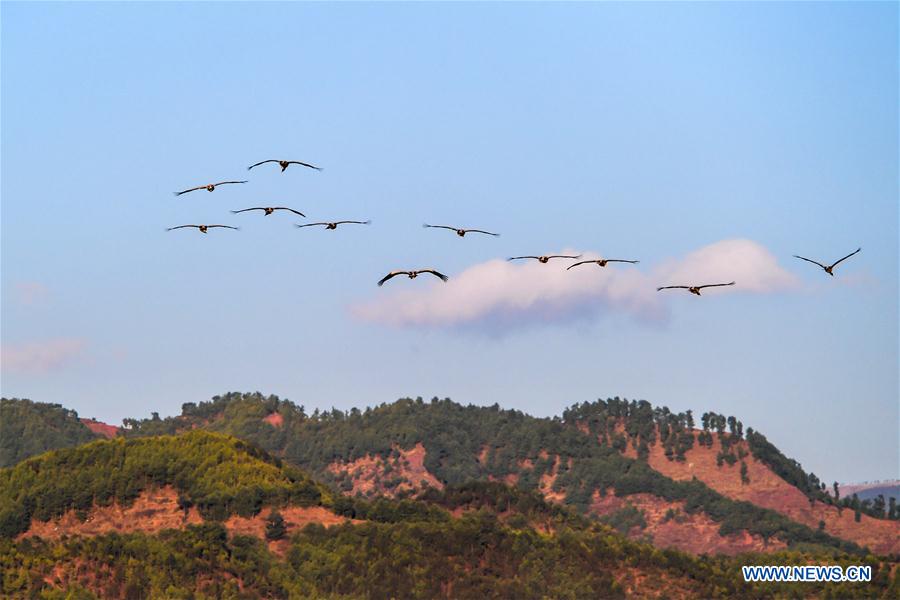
<box><xmin>113</xmin><ymin>393</ymin><xmax>876</xmax><ymax>555</ymax></box>
<box><xmin>2</xmin><ymin>430</ymin><xmax>897</xmax><ymax>599</ymax></box>
<box><xmin>0</xmin><ymin>398</ymin><xmax>102</xmax><ymax>467</ymax></box>
<box><xmin>4</xmin><ymin>393</ymin><xmax>897</xmax><ymax>556</ymax></box>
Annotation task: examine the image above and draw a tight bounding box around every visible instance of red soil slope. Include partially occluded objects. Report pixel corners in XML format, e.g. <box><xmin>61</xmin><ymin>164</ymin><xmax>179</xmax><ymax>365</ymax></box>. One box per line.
<box><xmin>80</xmin><ymin>418</ymin><xmax>120</xmax><ymax>438</ymax></box>
<box><xmin>589</xmin><ymin>489</ymin><xmax>785</xmax><ymax>555</ymax></box>
<box><xmin>631</xmin><ymin>432</ymin><xmax>900</xmax><ymax>555</ymax></box>
<box><xmin>328</xmin><ymin>442</ymin><xmax>444</xmax><ymax>497</ymax></box>
<box><xmin>17</xmin><ymin>486</ymin><xmax>351</xmax><ymax>549</ymax></box>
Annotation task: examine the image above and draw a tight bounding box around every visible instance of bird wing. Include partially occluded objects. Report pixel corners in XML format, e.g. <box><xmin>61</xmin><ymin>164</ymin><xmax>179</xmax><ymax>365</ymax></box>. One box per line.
<box><xmin>272</xmin><ymin>207</ymin><xmax>306</xmax><ymax>217</ymax></box>
<box><xmin>335</xmin><ymin>220</ymin><xmax>371</xmax><ymax>225</ymax></box>
<box><xmin>214</xmin><ymin>180</ymin><xmax>248</xmax><ymax>186</ymax></box>
<box><xmin>420</xmin><ymin>269</ymin><xmax>449</xmax><ymax>282</ymax></box>
<box><xmin>466</xmin><ymin>229</ymin><xmax>500</xmax><ymax>236</ymax></box>
<box><xmin>295</xmin><ymin>223</ymin><xmax>328</xmax><ymax>228</ymax></box>
<box><xmin>248</xmin><ymin>160</ymin><xmax>278</xmax><ymax>170</ymax></box>
<box><xmin>566</xmin><ymin>260</ymin><xmax>595</xmax><ymax>270</ymax></box>
<box><xmin>548</xmin><ymin>255</ymin><xmax>583</xmax><ymax>260</ymax></box>
<box><xmin>607</xmin><ymin>259</ymin><xmax>640</xmax><ymax>264</ymax></box>
<box><xmin>508</xmin><ymin>256</ymin><xmax>540</xmax><ymax>261</ymax></box>
<box><xmin>423</xmin><ymin>224</ymin><xmax>456</xmax><ymax>231</ymax></box>
<box><xmin>286</xmin><ymin>161</ymin><xmax>322</xmax><ymax>171</ymax></box>
<box><xmin>696</xmin><ymin>281</ymin><xmax>736</xmax><ymax>290</ymax></box>
<box><xmin>793</xmin><ymin>255</ymin><xmax>827</xmax><ymax>269</ymax></box>
<box><xmin>166</xmin><ymin>225</ymin><xmax>199</xmax><ymax>231</ymax></box>
<box><xmin>206</xmin><ymin>225</ymin><xmax>239</xmax><ymax>230</ymax></box>
<box><xmin>657</xmin><ymin>285</ymin><xmax>689</xmax><ymax>291</ymax></box>
<box><xmin>174</xmin><ymin>185</ymin><xmax>206</xmax><ymax>196</ymax></box>
<box><xmin>829</xmin><ymin>247</ymin><xmax>861</xmax><ymax>269</ymax></box>
<box><xmin>231</xmin><ymin>208</ymin><xmax>266</xmax><ymax>214</ymax></box>
<box><xmin>378</xmin><ymin>271</ymin><xmax>408</xmax><ymax>286</ymax></box>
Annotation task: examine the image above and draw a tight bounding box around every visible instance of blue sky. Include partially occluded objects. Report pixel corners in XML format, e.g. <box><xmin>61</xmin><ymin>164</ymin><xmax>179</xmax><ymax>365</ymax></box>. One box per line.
<box><xmin>2</xmin><ymin>2</ymin><xmax>896</xmax><ymax>484</ymax></box>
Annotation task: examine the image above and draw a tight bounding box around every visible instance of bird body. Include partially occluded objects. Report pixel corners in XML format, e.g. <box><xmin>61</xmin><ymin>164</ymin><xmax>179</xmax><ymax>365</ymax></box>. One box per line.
<box><xmin>248</xmin><ymin>159</ymin><xmax>321</xmax><ymax>172</ymax></box>
<box><xmin>793</xmin><ymin>248</ymin><xmax>861</xmax><ymax>276</ymax></box>
<box><xmin>567</xmin><ymin>258</ymin><xmax>640</xmax><ymax>270</ymax></box>
<box><xmin>166</xmin><ymin>225</ymin><xmax>238</xmax><ymax>234</ymax></box>
<box><xmin>656</xmin><ymin>281</ymin><xmax>735</xmax><ymax>296</ymax></box>
<box><xmin>232</xmin><ymin>207</ymin><xmax>306</xmax><ymax>217</ymax></box>
<box><xmin>296</xmin><ymin>220</ymin><xmax>371</xmax><ymax>230</ymax></box>
<box><xmin>508</xmin><ymin>255</ymin><xmax>582</xmax><ymax>264</ymax></box>
<box><xmin>174</xmin><ymin>181</ymin><xmax>247</xmax><ymax>196</ymax></box>
<box><xmin>423</xmin><ymin>224</ymin><xmax>499</xmax><ymax>237</ymax></box>
<box><xmin>377</xmin><ymin>269</ymin><xmax>448</xmax><ymax>286</ymax></box>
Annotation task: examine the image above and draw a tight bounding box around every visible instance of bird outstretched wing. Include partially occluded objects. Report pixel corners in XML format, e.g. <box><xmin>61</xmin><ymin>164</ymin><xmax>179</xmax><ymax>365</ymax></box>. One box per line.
<box><xmin>793</xmin><ymin>255</ymin><xmax>828</xmax><ymax>269</ymax></box>
<box><xmin>248</xmin><ymin>160</ymin><xmax>279</xmax><ymax>170</ymax></box>
<box><xmin>174</xmin><ymin>185</ymin><xmax>206</xmax><ymax>196</ymax></box>
<box><xmin>566</xmin><ymin>260</ymin><xmax>595</xmax><ymax>270</ymax></box>
<box><xmin>378</xmin><ymin>271</ymin><xmax>409</xmax><ymax>286</ymax></box>
<box><xmin>420</xmin><ymin>269</ymin><xmax>449</xmax><ymax>282</ymax></box>
<box><xmin>657</xmin><ymin>285</ymin><xmax>690</xmax><ymax>291</ymax></box>
<box><xmin>829</xmin><ymin>247</ymin><xmax>861</xmax><ymax>269</ymax></box>
<box><xmin>286</xmin><ymin>160</ymin><xmax>322</xmax><ymax>171</ymax></box>
<box><xmin>466</xmin><ymin>229</ymin><xmax>500</xmax><ymax>237</ymax></box>
<box><xmin>696</xmin><ymin>281</ymin><xmax>735</xmax><ymax>290</ymax></box>
<box><xmin>272</xmin><ymin>207</ymin><xmax>306</xmax><ymax>217</ymax></box>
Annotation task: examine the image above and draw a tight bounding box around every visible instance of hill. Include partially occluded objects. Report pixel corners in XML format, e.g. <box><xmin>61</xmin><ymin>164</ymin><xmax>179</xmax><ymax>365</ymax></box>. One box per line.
<box><xmin>4</xmin><ymin>393</ymin><xmax>897</xmax><ymax>556</ymax></box>
<box><xmin>0</xmin><ymin>398</ymin><xmax>102</xmax><ymax>468</ymax></box>
<box><xmin>2</xmin><ymin>432</ymin><xmax>896</xmax><ymax>599</ymax></box>
<box><xmin>118</xmin><ymin>393</ymin><xmax>894</xmax><ymax>556</ymax></box>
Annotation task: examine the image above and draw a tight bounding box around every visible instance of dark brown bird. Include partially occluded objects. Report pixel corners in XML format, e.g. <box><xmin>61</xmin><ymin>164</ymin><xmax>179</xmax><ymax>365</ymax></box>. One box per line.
<box><xmin>508</xmin><ymin>255</ymin><xmax>582</xmax><ymax>264</ymax></box>
<box><xmin>793</xmin><ymin>247</ymin><xmax>861</xmax><ymax>276</ymax></box>
<box><xmin>232</xmin><ymin>207</ymin><xmax>306</xmax><ymax>217</ymax></box>
<box><xmin>174</xmin><ymin>181</ymin><xmax>247</xmax><ymax>196</ymax></box>
<box><xmin>567</xmin><ymin>258</ymin><xmax>640</xmax><ymax>270</ymax></box>
<box><xmin>248</xmin><ymin>159</ymin><xmax>321</xmax><ymax>172</ymax></box>
<box><xmin>296</xmin><ymin>220</ymin><xmax>371</xmax><ymax>230</ymax></box>
<box><xmin>423</xmin><ymin>224</ymin><xmax>499</xmax><ymax>237</ymax></box>
<box><xmin>656</xmin><ymin>281</ymin><xmax>735</xmax><ymax>296</ymax></box>
<box><xmin>166</xmin><ymin>225</ymin><xmax>239</xmax><ymax>234</ymax></box>
<box><xmin>378</xmin><ymin>269</ymin><xmax>448</xmax><ymax>286</ymax></box>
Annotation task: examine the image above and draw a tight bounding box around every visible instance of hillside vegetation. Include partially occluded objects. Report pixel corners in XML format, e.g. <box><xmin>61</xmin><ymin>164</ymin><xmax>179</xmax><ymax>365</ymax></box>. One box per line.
<box><xmin>0</xmin><ymin>430</ymin><xmax>328</xmax><ymax>539</ymax></box>
<box><xmin>0</xmin><ymin>398</ymin><xmax>100</xmax><ymax>468</ymax></box>
<box><xmin>118</xmin><ymin>393</ymin><xmax>866</xmax><ymax>554</ymax></box>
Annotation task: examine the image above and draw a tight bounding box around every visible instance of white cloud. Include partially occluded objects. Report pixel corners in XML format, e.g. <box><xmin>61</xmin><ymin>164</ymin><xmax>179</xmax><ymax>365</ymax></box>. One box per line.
<box><xmin>1</xmin><ymin>338</ymin><xmax>86</xmax><ymax>374</ymax></box>
<box><xmin>351</xmin><ymin>239</ymin><xmax>798</xmax><ymax>332</ymax></box>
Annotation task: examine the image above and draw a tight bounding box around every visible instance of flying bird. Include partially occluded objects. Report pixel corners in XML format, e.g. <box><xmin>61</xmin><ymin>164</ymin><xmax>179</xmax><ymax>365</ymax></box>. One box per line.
<box><xmin>248</xmin><ymin>159</ymin><xmax>321</xmax><ymax>172</ymax></box>
<box><xmin>508</xmin><ymin>255</ymin><xmax>582</xmax><ymax>264</ymax></box>
<box><xmin>792</xmin><ymin>247</ymin><xmax>861</xmax><ymax>276</ymax></box>
<box><xmin>174</xmin><ymin>181</ymin><xmax>247</xmax><ymax>196</ymax></box>
<box><xmin>567</xmin><ymin>258</ymin><xmax>640</xmax><ymax>270</ymax></box>
<box><xmin>232</xmin><ymin>207</ymin><xmax>306</xmax><ymax>217</ymax></box>
<box><xmin>423</xmin><ymin>224</ymin><xmax>499</xmax><ymax>237</ymax></box>
<box><xmin>656</xmin><ymin>281</ymin><xmax>735</xmax><ymax>296</ymax></box>
<box><xmin>296</xmin><ymin>220</ymin><xmax>371</xmax><ymax>230</ymax></box>
<box><xmin>166</xmin><ymin>225</ymin><xmax>239</xmax><ymax>234</ymax></box>
<box><xmin>377</xmin><ymin>269</ymin><xmax>448</xmax><ymax>286</ymax></box>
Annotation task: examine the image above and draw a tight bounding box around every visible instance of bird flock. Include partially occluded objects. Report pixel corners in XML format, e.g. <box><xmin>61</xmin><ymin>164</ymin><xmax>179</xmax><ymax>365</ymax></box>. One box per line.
<box><xmin>169</xmin><ymin>158</ymin><xmax>862</xmax><ymax>292</ymax></box>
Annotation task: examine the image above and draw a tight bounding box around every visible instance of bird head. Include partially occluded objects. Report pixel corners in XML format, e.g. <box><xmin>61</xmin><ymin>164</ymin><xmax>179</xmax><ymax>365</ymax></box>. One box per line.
<box><xmin>264</xmin><ymin>208</ymin><xmax>274</xmax><ymax>215</ymax></box>
<box><xmin>199</xmin><ymin>226</ymin><xmax>208</xmax><ymax>233</ymax></box>
<box><xmin>456</xmin><ymin>229</ymin><xmax>466</xmax><ymax>237</ymax></box>
<box><xmin>408</xmin><ymin>272</ymin><xmax>418</xmax><ymax>279</ymax></box>
<box><xmin>539</xmin><ymin>256</ymin><xmax>549</xmax><ymax>263</ymax></box>
<box><xmin>205</xmin><ymin>185</ymin><xmax>215</xmax><ymax>192</ymax></box>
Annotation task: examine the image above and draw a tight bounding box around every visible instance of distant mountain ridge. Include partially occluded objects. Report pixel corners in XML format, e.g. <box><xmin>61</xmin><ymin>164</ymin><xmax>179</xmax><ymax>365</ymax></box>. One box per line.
<box><xmin>2</xmin><ymin>428</ymin><xmax>896</xmax><ymax>599</ymax></box>
<box><xmin>2</xmin><ymin>393</ymin><xmax>897</xmax><ymax>557</ymax></box>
